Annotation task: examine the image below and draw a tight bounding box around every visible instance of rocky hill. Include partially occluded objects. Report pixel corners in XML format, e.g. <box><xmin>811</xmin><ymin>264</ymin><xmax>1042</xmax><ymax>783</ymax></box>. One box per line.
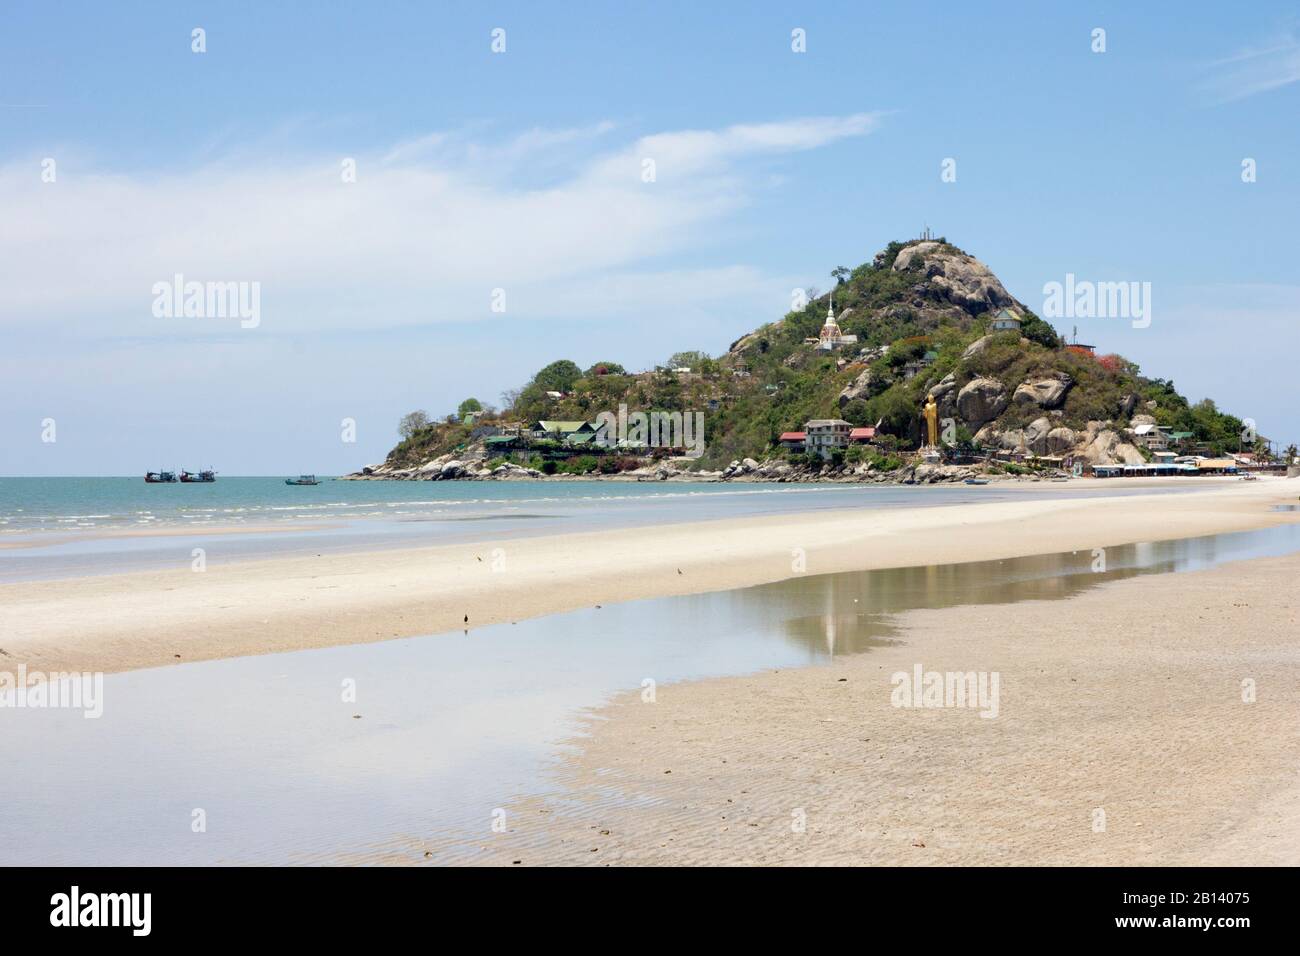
<box><xmin>352</xmin><ymin>237</ymin><xmax>1256</xmax><ymax>480</ymax></box>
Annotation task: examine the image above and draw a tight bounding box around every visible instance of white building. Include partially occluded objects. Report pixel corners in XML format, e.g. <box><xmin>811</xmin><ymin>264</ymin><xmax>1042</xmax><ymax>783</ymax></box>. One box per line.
<box><xmin>805</xmin><ymin>419</ymin><xmax>852</xmax><ymax>458</ymax></box>
<box><xmin>1132</xmin><ymin>422</ymin><xmax>1170</xmax><ymax>450</ymax></box>
<box><xmin>989</xmin><ymin>308</ymin><xmax>1022</xmax><ymax>332</ymax></box>
<box><xmin>816</xmin><ymin>299</ymin><xmax>858</xmax><ymax>351</ymax></box>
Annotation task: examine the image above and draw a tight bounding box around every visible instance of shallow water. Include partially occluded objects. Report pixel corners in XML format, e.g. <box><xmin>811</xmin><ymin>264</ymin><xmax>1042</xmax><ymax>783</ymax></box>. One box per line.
<box><xmin>0</xmin><ymin>477</ymin><xmax>1202</xmax><ymax>583</ymax></box>
<box><xmin>2</xmin><ymin>523</ymin><xmax>1296</xmax><ymax>865</ymax></box>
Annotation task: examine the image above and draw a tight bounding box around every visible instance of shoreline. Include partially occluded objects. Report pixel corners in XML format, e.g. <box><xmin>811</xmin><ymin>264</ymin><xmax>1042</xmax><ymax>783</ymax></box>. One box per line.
<box><xmin>1</xmin><ymin>479</ymin><xmax>1296</xmax><ymax>677</ymax></box>
<box><xmin>0</xmin><ymin>474</ymin><xmax>1253</xmax><ymax>548</ymax></box>
<box><xmin>445</xmin><ymin>550</ymin><xmax>1300</xmax><ymax>866</ymax></box>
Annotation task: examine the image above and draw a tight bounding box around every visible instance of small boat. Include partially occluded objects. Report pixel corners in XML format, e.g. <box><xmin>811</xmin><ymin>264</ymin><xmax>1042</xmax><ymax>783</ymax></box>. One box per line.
<box><xmin>180</xmin><ymin>469</ymin><xmax>217</xmax><ymax>483</ymax></box>
<box><xmin>144</xmin><ymin>470</ymin><xmax>177</xmax><ymax>483</ymax></box>
<box><xmin>285</xmin><ymin>475</ymin><xmax>320</xmax><ymax>486</ymax></box>
<box><xmin>964</xmin><ymin>477</ymin><xmax>989</xmax><ymax>485</ymax></box>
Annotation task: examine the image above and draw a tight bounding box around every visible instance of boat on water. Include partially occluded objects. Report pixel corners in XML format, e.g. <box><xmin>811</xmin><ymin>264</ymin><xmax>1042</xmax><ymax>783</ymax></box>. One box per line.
<box><xmin>285</xmin><ymin>475</ymin><xmax>320</xmax><ymax>486</ymax></box>
<box><xmin>180</xmin><ymin>469</ymin><xmax>217</xmax><ymax>483</ymax></box>
<box><xmin>144</xmin><ymin>470</ymin><xmax>178</xmax><ymax>483</ymax></box>
<box><xmin>964</xmin><ymin>477</ymin><xmax>989</xmax><ymax>485</ymax></box>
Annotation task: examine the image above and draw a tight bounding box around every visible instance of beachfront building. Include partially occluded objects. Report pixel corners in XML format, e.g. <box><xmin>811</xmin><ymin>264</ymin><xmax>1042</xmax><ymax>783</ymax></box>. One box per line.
<box><xmin>849</xmin><ymin>426</ymin><xmax>876</xmax><ymax>444</ymax></box>
<box><xmin>779</xmin><ymin>431</ymin><xmax>807</xmax><ymax>452</ymax></box>
<box><xmin>1132</xmin><ymin>422</ymin><xmax>1170</xmax><ymax>450</ymax></box>
<box><xmin>815</xmin><ymin>300</ymin><xmax>858</xmax><ymax>352</ymax></box>
<box><xmin>530</xmin><ymin>420</ymin><xmax>595</xmax><ymax>441</ymax></box>
<box><xmin>990</xmin><ymin>308</ymin><xmax>1022</xmax><ymax>332</ymax></box>
<box><xmin>805</xmin><ymin>419</ymin><xmax>852</xmax><ymax>458</ymax></box>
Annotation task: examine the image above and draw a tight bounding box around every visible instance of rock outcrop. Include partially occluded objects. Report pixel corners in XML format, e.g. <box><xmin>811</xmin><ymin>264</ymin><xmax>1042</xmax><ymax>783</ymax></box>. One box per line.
<box><xmin>956</xmin><ymin>376</ymin><xmax>1009</xmax><ymax>427</ymax></box>
<box><xmin>888</xmin><ymin>242</ymin><xmax>1017</xmax><ymax>315</ymax></box>
<box><xmin>838</xmin><ymin>366</ymin><xmax>874</xmax><ymax>406</ymax></box>
<box><xmin>1013</xmin><ymin>376</ymin><xmax>1072</xmax><ymax>409</ymax></box>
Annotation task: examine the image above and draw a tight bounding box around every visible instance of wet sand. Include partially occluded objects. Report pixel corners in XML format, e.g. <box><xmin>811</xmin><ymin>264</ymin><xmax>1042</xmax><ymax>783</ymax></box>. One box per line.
<box><xmin>1</xmin><ymin>478</ymin><xmax>1295</xmax><ymax>676</ymax></box>
<box><xmin>439</xmin><ymin>550</ymin><xmax>1300</xmax><ymax>866</ymax></box>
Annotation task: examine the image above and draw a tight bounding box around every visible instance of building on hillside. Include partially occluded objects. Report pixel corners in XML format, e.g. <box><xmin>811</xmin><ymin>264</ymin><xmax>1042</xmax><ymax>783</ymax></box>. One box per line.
<box><xmin>990</xmin><ymin>308</ymin><xmax>1022</xmax><ymax>332</ymax></box>
<box><xmin>805</xmin><ymin>419</ymin><xmax>852</xmax><ymax>458</ymax></box>
<box><xmin>1132</xmin><ymin>422</ymin><xmax>1170</xmax><ymax>450</ymax></box>
<box><xmin>901</xmin><ymin>351</ymin><xmax>938</xmax><ymax>380</ymax></box>
<box><xmin>816</xmin><ymin>299</ymin><xmax>858</xmax><ymax>352</ymax></box>
<box><xmin>530</xmin><ymin>420</ymin><xmax>595</xmax><ymax>440</ymax></box>
<box><xmin>779</xmin><ymin>431</ymin><xmax>807</xmax><ymax>452</ymax></box>
<box><xmin>483</xmin><ymin>434</ymin><xmax>522</xmax><ymax>454</ymax></box>
<box><xmin>849</xmin><ymin>427</ymin><xmax>876</xmax><ymax>444</ymax></box>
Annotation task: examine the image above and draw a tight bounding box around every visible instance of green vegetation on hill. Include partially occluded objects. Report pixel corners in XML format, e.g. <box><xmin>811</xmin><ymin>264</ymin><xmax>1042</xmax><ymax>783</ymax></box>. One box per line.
<box><xmin>381</xmin><ymin>239</ymin><xmax>1260</xmax><ymax>470</ymax></box>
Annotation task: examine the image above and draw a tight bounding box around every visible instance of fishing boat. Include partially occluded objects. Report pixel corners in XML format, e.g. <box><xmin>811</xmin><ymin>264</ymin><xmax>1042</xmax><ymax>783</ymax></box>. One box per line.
<box><xmin>144</xmin><ymin>470</ymin><xmax>178</xmax><ymax>483</ymax></box>
<box><xmin>285</xmin><ymin>475</ymin><xmax>320</xmax><ymax>486</ymax></box>
<box><xmin>964</xmin><ymin>477</ymin><xmax>989</xmax><ymax>485</ymax></box>
<box><xmin>180</xmin><ymin>469</ymin><xmax>217</xmax><ymax>483</ymax></box>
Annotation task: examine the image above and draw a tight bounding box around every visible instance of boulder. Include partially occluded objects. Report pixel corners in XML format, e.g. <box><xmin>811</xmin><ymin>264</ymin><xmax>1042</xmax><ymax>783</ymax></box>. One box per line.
<box><xmin>1013</xmin><ymin>377</ymin><xmax>1071</xmax><ymax>409</ymax></box>
<box><xmin>956</xmin><ymin>376</ymin><xmax>1009</xmax><ymax>427</ymax></box>
<box><xmin>1024</xmin><ymin>417</ymin><xmax>1052</xmax><ymax>455</ymax></box>
<box><xmin>928</xmin><ymin>373</ymin><xmax>959</xmax><ymax>417</ymax></box>
<box><xmin>889</xmin><ymin>242</ymin><xmax>1018</xmax><ymax>315</ymax></box>
<box><xmin>1076</xmin><ymin>430</ymin><xmax>1146</xmax><ymax>466</ymax></box>
<box><xmin>439</xmin><ymin>460</ymin><xmax>466</xmax><ymax>479</ymax></box>
<box><xmin>1046</xmin><ymin>427</ymin><xmax>1076</xmax><ymax>455</ymax></box>
<box><xmin>997</xmin><ymin>429</ymin><xmax>1027</xmax><ymax>453</ymax></box>
<box><xmin>838</xmin><ymin>366</ymin><xmax>874</xmax><ymax>406</ymax></box>
<box><xmin>962</xmin><ymin>334</ymin><xmax>994</xmax><ymax>360</ymax></box>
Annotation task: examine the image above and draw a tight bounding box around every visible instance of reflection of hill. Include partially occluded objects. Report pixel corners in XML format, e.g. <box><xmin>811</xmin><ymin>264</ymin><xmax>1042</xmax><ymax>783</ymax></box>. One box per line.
<box><xmin>766</xmin><ymin>541</ymin><xmax>1204</xmax><ymax>659</ymax></box>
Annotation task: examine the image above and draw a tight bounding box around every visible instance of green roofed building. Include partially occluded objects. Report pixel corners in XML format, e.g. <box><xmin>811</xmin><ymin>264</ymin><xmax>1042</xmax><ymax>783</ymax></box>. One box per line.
<box><xmin>530</xmin><ymin>420</ymin><xmax>595</xmax><ymax>439</ymax></box>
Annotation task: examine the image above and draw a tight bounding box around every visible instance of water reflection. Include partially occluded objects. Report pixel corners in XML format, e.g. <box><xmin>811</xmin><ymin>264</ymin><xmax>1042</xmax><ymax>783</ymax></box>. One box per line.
<box><xmin>2</xmin><ymin>522</ymin><xmax>1297</xmax><ymax>864</ymax></box>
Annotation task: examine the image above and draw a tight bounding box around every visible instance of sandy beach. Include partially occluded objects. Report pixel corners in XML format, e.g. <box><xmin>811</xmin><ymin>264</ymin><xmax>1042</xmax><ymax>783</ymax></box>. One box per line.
<box><xmin>438</xmin><ymin>548</ymin><xmax>1300</xmax><ymax>866</ymax></box>
<box><xmin>2</xmin><ymin>478</ymin><xmax>1296</xmax><ymax>677</ymax></box>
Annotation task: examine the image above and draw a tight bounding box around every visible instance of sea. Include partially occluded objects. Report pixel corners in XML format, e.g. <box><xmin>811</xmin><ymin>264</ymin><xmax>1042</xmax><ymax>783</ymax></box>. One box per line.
<box><xmin>0</xmin><ymin>476</ymin><xmax>1205</xmax><ymax>583</ymax></box>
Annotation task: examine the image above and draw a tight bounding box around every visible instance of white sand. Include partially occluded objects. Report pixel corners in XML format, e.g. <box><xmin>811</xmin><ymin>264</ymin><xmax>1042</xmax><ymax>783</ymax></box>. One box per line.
<box><xmin>2</xmin><ymin>479</ymin><xmax>1295</xmax><ymax>676</ymax></box>
<box><xmin>429</xmin><ymin>551</ymin><xmax>1300</xmax><ymax>866</ymax></box>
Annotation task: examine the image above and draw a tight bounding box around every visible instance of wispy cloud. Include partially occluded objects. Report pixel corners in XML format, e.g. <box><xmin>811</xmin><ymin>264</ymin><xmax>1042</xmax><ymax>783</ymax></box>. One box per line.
<box><xmin>1199</xmin><ymin>28</ymin><xmax>1300</xmax><ymax>104</ymax></box>
<box><xmin>0</xmin><ymin>114</ymin><xmax>881</xmax><ymax>337</ymax></box>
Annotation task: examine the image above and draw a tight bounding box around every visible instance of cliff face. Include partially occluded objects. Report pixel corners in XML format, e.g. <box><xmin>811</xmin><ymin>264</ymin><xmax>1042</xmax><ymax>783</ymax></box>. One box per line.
<box><xmin>365</xmin><ymin>238</ymin><xmax>1250</xmax><ymax>476</ymax></box>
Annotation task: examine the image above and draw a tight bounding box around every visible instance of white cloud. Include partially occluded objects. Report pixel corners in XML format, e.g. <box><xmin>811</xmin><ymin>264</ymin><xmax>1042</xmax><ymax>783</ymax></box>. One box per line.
<box><xmin>1200</xmin><ymin>29</ymin><xmax>1300</xmax><ymax>104</ymax></box>
<box><xmin>0</xmin><ymin>114</ymin><xmax>881</xmax><ymax>337</ymax></box>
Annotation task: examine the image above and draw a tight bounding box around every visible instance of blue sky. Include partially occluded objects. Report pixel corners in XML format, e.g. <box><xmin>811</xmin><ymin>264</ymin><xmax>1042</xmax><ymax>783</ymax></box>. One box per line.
<box><xmin>2</xmin><ymin>1</ymin><xmax>1297</xmax><ymax>474</ymax></box>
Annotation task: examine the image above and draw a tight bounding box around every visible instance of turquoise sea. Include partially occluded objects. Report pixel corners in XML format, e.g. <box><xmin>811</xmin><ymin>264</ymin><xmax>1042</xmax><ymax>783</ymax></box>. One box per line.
<box><xmin>0</xmin><ymin>476</ymin><xmax>1202</xmax><ymax>583</ymax></box>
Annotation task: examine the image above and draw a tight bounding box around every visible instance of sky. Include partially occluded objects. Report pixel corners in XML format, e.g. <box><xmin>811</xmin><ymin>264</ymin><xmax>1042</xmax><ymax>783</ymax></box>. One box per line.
<box><xmin>2</xmin><ymin>1</ymin><xmax>1297</xmax><ymax>475</ymax></box>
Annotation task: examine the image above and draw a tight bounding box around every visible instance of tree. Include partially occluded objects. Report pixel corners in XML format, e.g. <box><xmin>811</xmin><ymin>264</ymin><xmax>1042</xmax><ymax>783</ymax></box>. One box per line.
<box><xmin>398</xmin><ymin>409</ymin><xmax>430</xmax><ymax>439</ymax></box>
<box><xmin>457</xmin><ymin>397</ymin><xmax>483</xmax><ymax>420</ymax></box>
<box><xmin>586</xmin><ymin>361</ymin><xmax>626</xmax><ymax>376</ymax></box>
<box><xmin>666</xmin><ymin>350</ymin><xmax>709</xmax><ymax>370</ymax></box>
<box><xmin>831</xmin><ymin>266</ymin><xmax>850</xmax><ymax>285</ymax></box>
<box><xmin>533</xmin><ymin>359</ymin><xmax>582</xmax><ymax>393</ymax></box>
<box><xmin>1018</xmin><ymin>312</ymin><xmax>1060</xmax><ymax>349</ymax></box>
